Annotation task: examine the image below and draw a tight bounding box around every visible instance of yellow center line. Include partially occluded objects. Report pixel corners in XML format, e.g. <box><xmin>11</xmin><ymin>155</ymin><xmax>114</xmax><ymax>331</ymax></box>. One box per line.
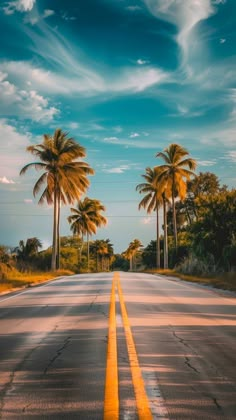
<box><xmin>104</xmin><ymin>273</ymin><xmax>119</xmax><ymax>420</ymax></box>
<box><xmin>117</xmin><ymin>272</ymin><xmax>153</xmax><ymax>420</ymax></box>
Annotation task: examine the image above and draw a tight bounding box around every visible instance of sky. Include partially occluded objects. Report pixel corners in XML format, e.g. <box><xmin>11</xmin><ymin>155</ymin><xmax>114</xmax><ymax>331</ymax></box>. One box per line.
<box><xmin>0</xmin><ymin>0</ymin><xmax>235</xmax><ymax>254</ymax></box>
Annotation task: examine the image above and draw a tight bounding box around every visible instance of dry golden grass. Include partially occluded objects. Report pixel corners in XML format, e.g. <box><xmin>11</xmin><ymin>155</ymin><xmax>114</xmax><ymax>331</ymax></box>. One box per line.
<box><xmin>146</xmin><ymin>269</ymin><xmax>236</xmax><ymax>292</ymax></box>
<box><xmin>0</xmin><ymin>269</ymin><xmax>74</xmax><ymax>294</ymax></box>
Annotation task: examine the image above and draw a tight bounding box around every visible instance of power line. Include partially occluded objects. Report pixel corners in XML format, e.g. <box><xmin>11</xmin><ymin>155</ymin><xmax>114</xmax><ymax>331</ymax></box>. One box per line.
<box><xmin>0</xmin><ymin>214</ymin><xmax>154</xmax><ymax>218</ymax></box>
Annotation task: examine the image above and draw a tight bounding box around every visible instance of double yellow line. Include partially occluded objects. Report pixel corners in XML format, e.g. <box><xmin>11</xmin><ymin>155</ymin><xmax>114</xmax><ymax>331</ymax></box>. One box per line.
<box><xmin>104</xmin><ymin>272</ymin><xmax>152</xmax><ymax>419</ymax></box>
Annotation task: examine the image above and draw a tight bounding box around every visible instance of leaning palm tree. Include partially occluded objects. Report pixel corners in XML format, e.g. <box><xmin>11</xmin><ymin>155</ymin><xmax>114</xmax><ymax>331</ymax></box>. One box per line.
<box><xmin>68</xmin><ymin>197</ymin><xmax>107</xmax><ymax>270</ymax></box>
<box><xmin>156</xmin><ymin>143</ymin><xmax>197</xmax><ymax>249</ymax></box>
<box><xmin>136</xmin><ymin>166</ymin><xmax>165</xmax><ymax>269</ymax></box>
<box><xmin>20</xmin><ymin>129</ymin><xmax>94</xmax><ymax>270</ymax></box>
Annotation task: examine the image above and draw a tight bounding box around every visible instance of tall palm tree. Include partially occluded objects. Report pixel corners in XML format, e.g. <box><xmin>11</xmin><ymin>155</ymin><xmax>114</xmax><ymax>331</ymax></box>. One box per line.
<box><xmin>136</xmin><ymin>167</ymin><xmax>165</xmax><ymax>269</ymax></box>
<box><xmin>20</xmin><ymin>129</ymin><xmax>94</xmax><ymax>270</ymax></box>
<box><xmin>156</xmin><ymin>143</ymin><xmax>197</xmax><ymax>249</ymax></box>
<box><xmin>68</xmin><ymin>197</ymin><xmax>107</xmax><ymax>270</ymax></box>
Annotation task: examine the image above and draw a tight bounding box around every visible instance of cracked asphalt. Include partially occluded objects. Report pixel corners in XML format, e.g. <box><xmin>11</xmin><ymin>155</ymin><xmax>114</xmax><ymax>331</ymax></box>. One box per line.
<box><xmin>0</xmin><ymin>272</ymin><xmax>236</xmax><ymax>419</ymax></box>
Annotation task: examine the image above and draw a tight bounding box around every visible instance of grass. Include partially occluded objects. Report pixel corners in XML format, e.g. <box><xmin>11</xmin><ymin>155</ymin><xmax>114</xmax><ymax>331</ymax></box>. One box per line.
<box><xmin>0</xmin><ymin>269</ymin><xmax>74</xmax><ymax>294</ymax></box>
<box><xmin>146</xmin><ymin>269</ymin><xmax>236</xmax><ymax>293</ymax></box>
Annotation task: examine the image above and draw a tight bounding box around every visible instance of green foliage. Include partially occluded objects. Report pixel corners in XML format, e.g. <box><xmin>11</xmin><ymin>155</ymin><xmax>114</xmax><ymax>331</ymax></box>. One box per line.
<box><xmin>190</xmin><ymin>189</ymin><xmax>236</xmax><ymax>270</ymax></box>
<box><xmin>0</xmin><ymin>246</ymin><xmax>12</xmax><ymax>281</ymax></box>
<box><xmin>111</xmin><ymin>254</ymin><xmax>129</xmax><ymax>271</ymax></box>
<box><xmin>176</xmin><ymin>253</ymin><xmax>214</xmax><ymax>276</ymax></box>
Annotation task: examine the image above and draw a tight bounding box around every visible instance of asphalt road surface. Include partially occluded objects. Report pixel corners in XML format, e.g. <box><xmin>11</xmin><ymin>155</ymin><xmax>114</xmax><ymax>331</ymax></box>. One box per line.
<box><xmin>0</xmin><ymin>272</ymin><xmax>235</xmax><ymax>419</ymax></box>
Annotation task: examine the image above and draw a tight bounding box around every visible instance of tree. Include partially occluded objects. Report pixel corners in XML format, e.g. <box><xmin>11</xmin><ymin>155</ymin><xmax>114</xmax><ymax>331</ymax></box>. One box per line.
<box><xmin>190</xmin><ymin>189</ymin><xmax>236</xmax><ymax>270</ymax></box>
<box><xmin>124</xmin><ymin>239</ymin><xmax>142</xmax><ymax>271</ymax></box>
<box><xmin>90</xmin><ymin>239</ymin><xmax>113</xmax><ymax>272</ymax></box>
<box><xmin>0</xmin><ymin>246</ymin><xmax>11</xmax><ymax>281</ymax></box>
<box><xmin>15</xmin><ymin>237</ymin><xmax>42</xmax><ymax>271</ymax></box>
<box><xmin>136</xmin><ymin>167</ymin><xmax>163</xmax><ymax>269</ymax></box>
<box><xmin>156</xmin><ymin>143</ymin><xmax>197</xmax><ymax>249</ymax></box>
<box><xmin>68</xmin><ymin>197</ymin><xmax>107</xmax><ymax>270</ymax></box>
<box><xmin>20</xmin><ymin>129</ymin><xmax>94</xmax><ymax>270</ymax></box>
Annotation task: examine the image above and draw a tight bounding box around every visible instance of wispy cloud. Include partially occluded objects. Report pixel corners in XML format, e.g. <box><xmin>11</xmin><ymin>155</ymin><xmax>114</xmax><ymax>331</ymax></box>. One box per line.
<box><xmin>103</xmin><ymin>165</ymin><xmax>130</xmax><ymax>174</ymax></box>
<box><xmin>0</xmin><ymin>14</ymin><xmax>169</xmax><ymax>98</ymax></box>
<box><xmin>143</xmin><ymin>0</ymin><xmax>224</xmax><ymax>72</ymax></box>
<box><xmin>61</xmin><ymin>11</ymin><xmax>77</xmax><ymax>21</ymax></box>
<box><xmin>126</xmin><ymin>5</ymin><xmax>142</xmax><ymax>12</ymax></box>
<box><xmin>197</xmin><ymin>159</ymin><xmax>217</xmax><ymax>167</ymax></box>
<box><xmin>24</xmin><ymin>9</ymin><xmax>55</xmax><ymax>25</ymax></box>
<box><xmin>225</xmin><ymin>151</ymin><xmax>236</xmax><ymax>163</ymax></box>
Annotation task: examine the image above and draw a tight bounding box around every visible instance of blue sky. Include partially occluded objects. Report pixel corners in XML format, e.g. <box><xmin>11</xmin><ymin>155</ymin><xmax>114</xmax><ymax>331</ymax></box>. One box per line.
<box><xmin>0</xmin><ymin>0</ymin><xmax>235</xmax><ymax>254</ymax></box>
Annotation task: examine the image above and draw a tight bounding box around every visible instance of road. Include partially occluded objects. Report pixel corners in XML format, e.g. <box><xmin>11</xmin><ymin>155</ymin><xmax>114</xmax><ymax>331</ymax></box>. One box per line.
<box><xmin>0</xmin><ymin>272</ymin><xmax>236</xmax><ymax>419</ymax></box>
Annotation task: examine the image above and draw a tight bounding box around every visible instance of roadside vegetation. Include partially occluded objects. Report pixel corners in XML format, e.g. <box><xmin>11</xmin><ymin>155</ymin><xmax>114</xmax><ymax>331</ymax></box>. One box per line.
<box><xmin>0</xmin><ymin>136</ymin><xmax>235</xmax><ymax>294</ymax></box>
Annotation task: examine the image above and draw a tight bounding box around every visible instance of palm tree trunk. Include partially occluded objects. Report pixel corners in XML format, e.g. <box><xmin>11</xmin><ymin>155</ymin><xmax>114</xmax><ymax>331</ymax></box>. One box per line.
<box><xmin>87</xmin><ymin>233</ymin><xmax>90</xmax><ymax>271</ymax></box>
<box><xmin>129</xmin><ymin>256</ymin><xmax>133</xmax><ymax>271</ymax></box>
<box><xmin>80</xmin><ymin>235</ymin><xmax>84</xmax><ymax>265</ymax></box>
<box><xmin>56</xmin><ymin>194</ymin><xmax>61</xmax><ymax>270</ymax></box>
<box><xmin>172</xmin><ymin>187</ymin><xmax>178</xmax><ymax>249</ymax></box>
<box><xmin>51</xmin><ymin>188</ymin><xmax>59</xmax><ymax>271</ymax></box>
<box><xmin>156</xmin><ymin>206</ymin><xmax>160</xmax><ymax>269</ymax></box>
<box><xmin>163</xmin><ymin>196</ymin><xmax>168</xmax><ymax>269</ymax></box>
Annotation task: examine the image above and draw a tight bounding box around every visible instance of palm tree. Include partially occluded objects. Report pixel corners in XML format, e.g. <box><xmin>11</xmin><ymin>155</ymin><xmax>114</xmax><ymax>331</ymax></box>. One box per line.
<box><xmin>92</xmin><ymin>239</ymin><xmax>109</xmax><ymax>271</ymax></box>
<box><xmin>20</xmin><ymin>129</ymin><xmax>94</xmax><ymax>270</ymax></box>
<box><xmin>131</xmin><ymin>238</ymin><xmax>143</xmax><ymax>270</ymax></box>
<box><xmin>103</xmin><ymin>239</ymin><xmax>114</xmax><ymax>271</ymax></box>
<box><xmin>15</xmin><ymin>237</ymin><xmax>42</xmax><ymax>271</ymax></box>
<box><xmin>124</xmin><ymin>239</ymin><xmax>142</xmax><ymax>271</ymax></box>
<box><xmin>68</xmin><ymin>197</ymin><xmax>107</xmax><ymax>270</ymax></box>
<box><xmin>136</xmin><ymin>167</ymin><xmax>165</xmax><ymax>269</ymax></box>
<box><xmin>156</xmin><ymin>143</ymin><xmax>197</xmax><ymax>249</ymax></box>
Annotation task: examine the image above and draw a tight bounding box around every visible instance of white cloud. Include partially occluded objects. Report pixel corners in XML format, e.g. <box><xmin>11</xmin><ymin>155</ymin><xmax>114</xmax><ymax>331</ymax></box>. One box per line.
<box><xmin>220</xmin><ymin>38</ymin><xmax>226</xmax><ymax>44</ymax></box>
<box><xmin>103</xmin><ymin>165</ymin><xmax>130</xmax><ymax>174</ymax></box>
<box><xmin>130</xmin><ymin>132</ymin><xmax>140</xmax><ymax>138</ymax></box>
<box><xmin>0</xmin><ymin>57</ymin><xmax>168</xmax><ymax>98</ymax></box>
<box><xmin>0</xmin><ymin>176</ymin><xmax>15</xmax><ymax>184</ymax></box>
<box><xmin>0</xmin><ymin>70</ymin><xmax>58</xmax><ymax>121</ymax></box>
<box><xmin>3</xmin><ymin>0</ymin><xmax>36</xmax><ymax>14</ymax></box>
<box><xmin>0</xmin><ymin>120</ymin><xmax>32</xmax><ymax>179</ymax></box>
<box><xmin>137</xmin><ymin>59</ymin><xmax>149</xmax><ymax>65</ymax></box>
